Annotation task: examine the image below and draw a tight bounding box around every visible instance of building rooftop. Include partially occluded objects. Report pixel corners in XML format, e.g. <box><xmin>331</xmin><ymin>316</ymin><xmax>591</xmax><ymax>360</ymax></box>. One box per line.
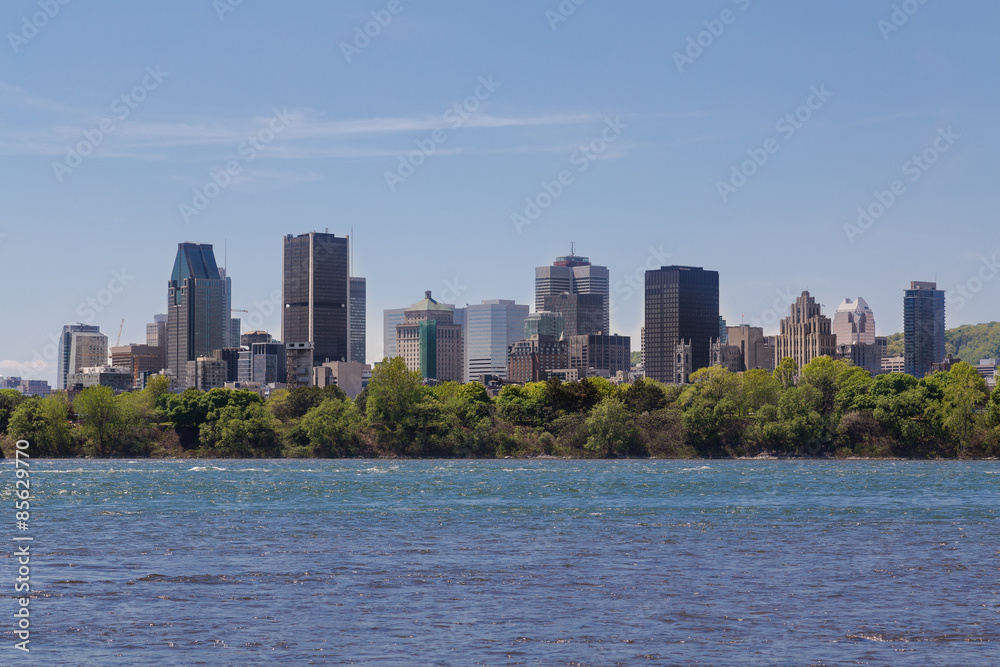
<box><xmin>407</xmin><ymin>291</ymin><xmax>453</xmax><ymax>312</ymax></box>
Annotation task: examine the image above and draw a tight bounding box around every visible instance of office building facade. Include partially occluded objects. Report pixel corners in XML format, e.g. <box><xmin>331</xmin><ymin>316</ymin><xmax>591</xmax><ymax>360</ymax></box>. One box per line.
<box><xmin>535</xmin><ymin>251</ymin><xmax>610</xmax><ymax>335</ymax></box>
<box><xmin>396</xmin><ymin>291</ymin><xmax>464</xmax><ymax>382</ymax></box>
<box><xmin>774</xmin><ymin>291</ymin><xmax>837</xmax><ymax>371</ymax></box>
<box><xmin>465</xmin><ymin>299</ymin><xmax>529</xmax><ymax>382</ymax></box>
<box><xmin>566</xmin><ymin>334</ymin><xmax>631</xmax><ymax>377</ymax></box>
<box><xmin>166</xmin><ymin>243</ymin><xmax>227</xmax><ymax>388</ymax></box>
<box><xmin>644</xmin><ymin>266</ymin><xmax>720</xmax><ymax>384</ymax></box>
<box><xmin>349</xmin><ymin>276</ymin><xmax>366</xmax><ymax>364</ymax></box>
<box><xmin>542</xmin><ymin>293</ymin><xmax>604</xmax><ymax>337</ymax></box>
<box><xmin>282</xmin><ymin>231</ymin><xmax>349</xmax><ymax>365</ymax></box>
<box><xmin>508</xmin><ymin>335</ymin><xmax>569</xmax><ymax>384</ymax></box>
<box><xmin>56</xmin><ymin>325</ymin><xmax>108</xmax><ymax>390</ymax></box>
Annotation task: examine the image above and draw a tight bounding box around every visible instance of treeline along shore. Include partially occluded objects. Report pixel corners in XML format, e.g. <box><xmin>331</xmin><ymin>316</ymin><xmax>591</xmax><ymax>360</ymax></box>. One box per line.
<box><xmin>2</xmin><ymin>357</ymin><xmax>1000</xmax><ymax>460</ymax></box>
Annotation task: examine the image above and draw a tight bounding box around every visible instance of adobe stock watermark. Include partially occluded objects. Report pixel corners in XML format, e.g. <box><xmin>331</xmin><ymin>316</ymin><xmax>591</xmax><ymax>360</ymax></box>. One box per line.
<box><xmin>546</xmin><ymin>0</ymin><xmax>587</xmax><ymax>31</ymax></box>
<box><xmin>747</xmin><ymin>288</ymin><xmax>798</xmax><ymax>329</ymax></box>
<box><xmin>511</xmin><ymin>116</ymin><xmax>628</xmax><ymax>234</ymax></box>
<box><xmin>26</xmin><ymin>270</ymin><xmax>135</xmax><ymax>372</ymax></box>
<box><xmin>7</xmin><ymin>0</ymin><xmax>72</xmax><ymax>54</ymax></box>
<box><xmin>242</xmin><ymin>289</ymin><xmax>283</xmax><ymax>331</ymax></box>
<box><xmin>178</xmin><ymin>107</ymin><xmax>293</xmax><ymax>224</ymax></box>
<box><xmin>843</xmin><ymin>126</ymin><xmax>958</xmax><ymax>244</ymax></box>
<box><xmin>384</xmin><ymin>75</ymin><xmax>501</xmax><ymax>192</ymax></box>
<box><xmin>214</xmin><ymin>0</ymin><xmax>246</xmax><ymax>21</ymax></box>
<box><xmin>673</xmin><ymin>0</ymin><xmax>753</xmax><ymax>73</ymax></box>
<box><xmin>52</xmin><ymin>66</ymin><xmax>169</xmax><ymax>183</ymax></box>
<box><xmin>878</xmin><ymin>0</ymin><xmax>932</xmax><ymax>41</ymax></box>
<box><xmin>717</xmin><ymin>85</ymin><xmax>833</xmax><ymax>202</ymax></box>
<box><xmin>340</xmin><ymin>0</ymin><xmax>410</xmax><ymax>63</ymax></box>
<box><xmin>438</xmin><ymin>276</ymin><xmax>467</xmax><ymax>304</ymax></box>
<box><xmin>76</xmin><ymin>268</ymin><xmax>135</xmax><ymax>323</ymax></box>
<box><xmin>610</xmin><ymin>246</ymin><xmax>673</xmax><ymax>317</ymax></box>
<box><xmin>947</xmin><ymin>255</ymin><xmax>999</xmax><ymax>312</ymax></box>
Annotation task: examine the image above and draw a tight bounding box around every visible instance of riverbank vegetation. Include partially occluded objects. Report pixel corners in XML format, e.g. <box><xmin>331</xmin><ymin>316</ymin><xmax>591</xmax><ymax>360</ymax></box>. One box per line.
<box><xmin>2</xmin><ymin>356</ymin><xmax>1000</xmax><ymax>459</ymax></box>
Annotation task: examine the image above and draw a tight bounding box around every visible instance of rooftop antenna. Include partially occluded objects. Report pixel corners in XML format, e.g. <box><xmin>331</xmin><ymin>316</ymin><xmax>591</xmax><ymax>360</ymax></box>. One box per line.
<box><xmin>351</xmin><ymin>225</ymin><xmax>355</xmax><ymax>276</ymax></box>
<box><xmin>571</xmin><ymin>241</ymin><xmax>575</xmax><ymax>256</ymax></box>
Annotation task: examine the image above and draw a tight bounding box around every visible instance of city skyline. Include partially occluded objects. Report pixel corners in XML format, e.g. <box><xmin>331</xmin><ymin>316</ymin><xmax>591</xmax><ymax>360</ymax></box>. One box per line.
<box><xmin>2</xmin><ymin>2</ymin><xmax>999</xmax><ymax>383</ymax></box>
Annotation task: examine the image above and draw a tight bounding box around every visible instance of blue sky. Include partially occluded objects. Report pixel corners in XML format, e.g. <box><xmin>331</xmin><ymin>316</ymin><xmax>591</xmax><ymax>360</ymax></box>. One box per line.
<box><xmin>1</xmin><ymin>0</ymin><xmax>998</xmax><ymax>382</ymax></box>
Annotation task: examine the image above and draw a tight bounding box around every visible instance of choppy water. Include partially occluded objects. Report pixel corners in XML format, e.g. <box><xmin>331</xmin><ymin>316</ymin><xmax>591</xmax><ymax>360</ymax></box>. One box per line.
<box><xmin>2</xmin><ymin>459</ymin><xmax>999</xmax><ymax>665</ymax></box>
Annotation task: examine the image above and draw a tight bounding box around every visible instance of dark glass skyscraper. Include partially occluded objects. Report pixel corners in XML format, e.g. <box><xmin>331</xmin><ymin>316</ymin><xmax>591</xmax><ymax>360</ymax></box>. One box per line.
<box><xmin>903</xmin><ymin>281</ymin><xmax>945</xmax><ymax>379</ymax></box>
<box><xmin>282</xmin><ymin>232</ymin><xmax>349</xmax><ymax>365</ymax></box>
<box><xmin>166</xmin><ymin>243</ymin><xmax>226</xmax><ymax>386</ymax></box>
<box><xmin>542</xmin><ymin>293</ymin><xmax>604</xmax><ymax>337</ymax></box>
<box><xmin>349</xmin><ymin>276</ymin><xmax>366</xmax><ymax>363</ymax></box>
<box><xmin>644</xmin><ymin>265</ymin><xmax>720</xmax><ymax>383</ymax></box>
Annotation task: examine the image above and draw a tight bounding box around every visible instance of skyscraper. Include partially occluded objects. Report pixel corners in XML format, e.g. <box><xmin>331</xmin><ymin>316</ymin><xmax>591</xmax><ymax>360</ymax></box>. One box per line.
<box><xmin>166</xmin><ymin>243</ymin><xmax>227</xmax><ymax>388</ymax></box>
<box><xmin>282</xmin><ymin>232</ymin><xmax>349</xmax><ymax>365</ymax></box>
<box><xmin>833</xmin><ymin>297</ymin><xmax>882</xmax><ymax>375</ymax></box>
<box><xmin>774</xmin><ymin>291</ymin><xmax>837</xmax><ymax>371</ymax></box>
<box><xmin>349</xmin><ymin>276</ymin><xmax>366</xmax><ymax>363</ymax></box>
<box><xmin>644</xmin><ymin>265</ymin><xmax>719</xmax><ymax>383</ymax></box>
<box><xmin>219</xmin><ymin>267</ymin><xmax>234</xmax><ymax>347</ymax></box>
<box><xmin>535</xmin><ymin>250</ymin><xmax>610</xmax><ymax>334</ymax></box>
<box><xmin>832</xmin><ymin>297</ymin><xmax>876</xmax><ymax>345</ymax></box>
<box><xmin>396</xmin><ymin>291</ymin><xmax>464</xmax><ymax>382</ymax></box>
<box><xmin>56</xmin><ymin>324</ymin><xmax>107</xmax><ymax>390</ymax></box>
<box><xmin>465</xmin><ymin>299</ymin><xmax>529</xmax><ymax>381</ymax></box>
<box><xmin>904</xmin><ymin>281</ymin><xmax>945</xmax><ymax>379</ymax></box>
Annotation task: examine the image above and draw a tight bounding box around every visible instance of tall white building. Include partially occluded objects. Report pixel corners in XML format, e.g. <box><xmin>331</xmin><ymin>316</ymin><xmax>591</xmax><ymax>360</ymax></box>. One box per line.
<box><xmin>832</xmin><ymin>297</ymin><xmax>876</xmax><ymax>345</ymax></box>
<box><xmin>534</xmin><ymin>249</ymin><xmax>610</xmax><ymax>335</ymax></box>
<box><xmin>465</xmin><ymin>300</ymin><xmax>529</xmax><ymax>382</ymax></box>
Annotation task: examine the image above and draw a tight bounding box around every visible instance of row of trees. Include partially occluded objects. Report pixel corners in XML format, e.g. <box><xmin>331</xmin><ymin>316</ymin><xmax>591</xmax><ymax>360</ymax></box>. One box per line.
<box><xmin>3</xmin><ymin>356</ymin><xmax>1000</xmax><ymax>459</ymax></box>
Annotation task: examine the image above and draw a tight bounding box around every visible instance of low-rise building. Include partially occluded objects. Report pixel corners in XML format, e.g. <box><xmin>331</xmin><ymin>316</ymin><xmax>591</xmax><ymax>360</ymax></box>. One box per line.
<box><xmin>313</xmin><ymin>360</ymin><xmax>371</xmax><ymax>399</ymax></box>
<box><xmin>285</xmin><ymin>342</ymin><xmax>315</xmax><ymax>389</ymax></box>
<box><xmin>880</xmin><ymin>355</ymin><xmax>906</xmax><ymax>375</ymax></box>
<box><xmin>111</xmin><ymin>344</ymin><xmax>165</xmax><ymax>390</ymax></box>
<box><xmin>507</xmin><ymin>335</ymin><xmax>568</xmax><ymax>384</ymax></box>
<box><xmin>567</xmin><ymin>334</ymin><xmax>630</xmax><ymax>378</ymax></box>
<box><xmin>67</xmin><ymin>366</ymin><xmax>133</xmax><ymax>393</ymax></box>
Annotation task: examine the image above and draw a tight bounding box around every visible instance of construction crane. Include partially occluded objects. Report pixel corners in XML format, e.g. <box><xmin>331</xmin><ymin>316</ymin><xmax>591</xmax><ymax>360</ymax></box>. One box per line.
<box><xmin>231</xmin><ymin>309</ymin><xmax>249</xmax><ymax>314</ymax></box>
<box><xmin>115</xmin><ymin>318</ymin><xmax>125</xmax><ymax>347</ymax></box>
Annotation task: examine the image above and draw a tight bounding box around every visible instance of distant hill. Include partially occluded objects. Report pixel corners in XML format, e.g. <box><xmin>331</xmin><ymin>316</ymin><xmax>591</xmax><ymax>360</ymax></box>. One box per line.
<box><xmin>884</xmin><ymin>322</ymin><xmax>1000</xmax><ymax>363</ymax></box>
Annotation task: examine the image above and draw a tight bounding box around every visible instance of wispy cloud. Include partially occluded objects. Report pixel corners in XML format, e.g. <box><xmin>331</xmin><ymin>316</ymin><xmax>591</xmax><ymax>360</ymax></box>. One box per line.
<box><xmin>0</xmin><ymin>83</ymin><xmax>606</xmax><ymax>160</ymax></box>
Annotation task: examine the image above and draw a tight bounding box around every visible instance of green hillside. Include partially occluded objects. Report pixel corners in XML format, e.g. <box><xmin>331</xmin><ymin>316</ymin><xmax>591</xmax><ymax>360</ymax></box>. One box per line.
<box><xmin>884</xmin><ymin>322</ymin><xmax>1000</xmax><ymax>362</ymax></box>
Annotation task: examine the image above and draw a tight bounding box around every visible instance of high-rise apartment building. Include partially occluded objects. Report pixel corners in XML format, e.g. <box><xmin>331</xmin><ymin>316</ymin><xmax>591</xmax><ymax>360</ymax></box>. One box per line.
<box><xmin>903</xmin><ymin>281</ymin><xmax>945</xmax><ymax>379</ymax></box>
<box><xmin>644</xmin><ymin>266</ymin><xmax>720</xmax><ymax>383</ymax></box>
<box><xmin>465</xmin><ymin>299</ymin><xmax>529</xmax><ymax>381</ymax></box>
<box><xmin>396</xmin><ymin>291</ymin><xmax>464</xmax><ymax>382</ymax></box>
<box><xmin>349</xmin><ymin>276</ymin><xmax>366</xmax><ymax>363</ymax></box>
<box><xmin>282</xmin><ymin>231</ymin><xmax>349</xmax><ymax>365</ymax></box>
<box><xmin>166</xmin><ymin>243</ymin><xmax>227</xmax><ymax>388</ymax></box>
<box><xmin>542</xmin><ymin>293</ymin><xmax>604</xmax><ymax>337</ymax></box>
<box><xmin>535</xmin><ymin>250</ymin><xmax>610</xmax><ymax>335</ymax></box>
<box><xmin>56</xmin><ymin>325</ymin><xmax>108</xmax><ymax>390</ymax></box>
<box><xmin>774</xmin><ymin>291</ymin><xmax>837</xmax><ymax>370</ymax></box>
